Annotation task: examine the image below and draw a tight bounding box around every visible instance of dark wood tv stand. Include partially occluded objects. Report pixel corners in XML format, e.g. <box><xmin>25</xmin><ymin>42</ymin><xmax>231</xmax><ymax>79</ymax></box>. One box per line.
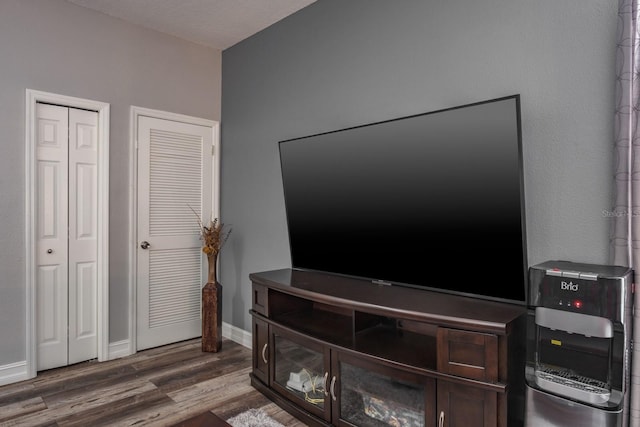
<box><xmin>249</xmin><ymin>269</ymin><xmax>527</xmax><ymax>427</ymax></box>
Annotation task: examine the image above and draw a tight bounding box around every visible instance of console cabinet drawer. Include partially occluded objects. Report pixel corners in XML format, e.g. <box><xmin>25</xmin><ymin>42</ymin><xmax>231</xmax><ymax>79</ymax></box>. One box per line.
<box><xmin>252</xmin><ymin>283</ymin><xmax>268</xmax><ymax>315</ymax></box>
<box><xmin>437</xmin><ymin>328</ymin><xmax>498</xmax><ymax>382</ymax></box>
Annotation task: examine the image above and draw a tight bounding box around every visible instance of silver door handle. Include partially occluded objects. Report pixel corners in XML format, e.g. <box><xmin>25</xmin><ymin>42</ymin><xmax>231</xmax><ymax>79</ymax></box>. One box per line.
<box><xmin>261</xmin><ymin>343</ymin><xmax>268</xmax><ymax>364</ymax></box>
<box><xmin>330</xmin><ymin>376</ymin><xmax>337</xmax><ymax>401</ymax></box>
<box><xmin>439</xmin><ymin>410</ymin><xmax>445</xmax><ymax>427</ymax></box>
<box><xmin>140</xmin><ymin>241</ymin><xmax>151</xmax><ymax>249</ymax></box>
<box><xmin>323</xmin><ymin>372</ymin><xmax>329</xmax><ymax>396</ymax></box>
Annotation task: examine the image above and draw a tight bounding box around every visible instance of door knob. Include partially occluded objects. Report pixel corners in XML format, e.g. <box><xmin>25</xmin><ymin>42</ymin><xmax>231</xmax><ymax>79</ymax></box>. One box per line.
<box><xmin>47</xmin><ymin>249</ymin><xmax>53</xmax><ymax>254</ymax></box>
<box><xmin>140</xmin><ymin>241</ymin><xmax>151</xmax><ymax>249</ymax></box>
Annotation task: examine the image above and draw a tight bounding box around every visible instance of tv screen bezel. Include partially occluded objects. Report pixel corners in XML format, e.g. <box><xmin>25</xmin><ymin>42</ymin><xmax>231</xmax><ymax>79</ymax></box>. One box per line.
<box><xmin>278</xmin><ymin>94</ymin><xmax>528</xmax><ymax>306</ymax></box>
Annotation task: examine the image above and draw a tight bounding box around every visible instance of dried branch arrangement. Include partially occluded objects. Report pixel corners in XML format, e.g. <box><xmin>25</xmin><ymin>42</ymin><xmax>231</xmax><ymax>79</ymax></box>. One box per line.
<box><xmin>189</xmin><ymin>205</ymin><xmax>232</xmax><ymax>256</ymax></box>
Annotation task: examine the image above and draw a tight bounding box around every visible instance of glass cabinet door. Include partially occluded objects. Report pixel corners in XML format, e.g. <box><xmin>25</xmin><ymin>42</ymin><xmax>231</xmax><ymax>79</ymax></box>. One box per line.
<box><xmin>335</xmin><ymin>352</ymin><xmax>436</xmax><ymax>427</ymax></box>
<box><xmin>271</xmin><ymin>326</ymin><xmax>331</xmax><ymax>420</ymax></box>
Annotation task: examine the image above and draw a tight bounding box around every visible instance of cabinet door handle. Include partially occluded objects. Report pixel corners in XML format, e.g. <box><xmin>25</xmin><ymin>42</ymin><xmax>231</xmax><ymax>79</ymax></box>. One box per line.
<box><xmin>323</xmin><ymin>372</ymin><xmax>329</xmax><ymax>396</ymax></box>
<box><xmin>330</xmin><ymin>376</ymin><xmax>337</xmax><ymax>401</ymax></box>
<box><xmin>261</xmin><ymin>343</ymin><xmax>268</xmax><ymax>364</ymax></box>
<box><xmin>438</xmin><ymin>410</ymin><xmax>445</xmax><ymax>427</ymax></box>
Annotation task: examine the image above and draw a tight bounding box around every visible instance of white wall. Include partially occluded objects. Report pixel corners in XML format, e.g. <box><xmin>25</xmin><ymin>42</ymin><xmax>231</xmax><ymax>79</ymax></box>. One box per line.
<box><xmin>0</xmin><ymin>0</ymin><xmax>221</xmax><ymax>366</ymax></box>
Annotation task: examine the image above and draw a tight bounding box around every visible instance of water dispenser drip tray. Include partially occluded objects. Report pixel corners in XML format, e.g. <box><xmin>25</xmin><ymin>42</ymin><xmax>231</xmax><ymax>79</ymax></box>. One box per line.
<box><xmin>535</xmin><ymin>364</ymin><xmax>610</xmax><ymax>405</ymax></box>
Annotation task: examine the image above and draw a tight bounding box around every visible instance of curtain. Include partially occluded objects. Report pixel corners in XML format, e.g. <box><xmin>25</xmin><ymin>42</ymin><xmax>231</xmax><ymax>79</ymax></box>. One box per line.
<box><xmin>612</xmin><ymin>1</ymin><xmax>640</xmax><ymax>425</ymax></box>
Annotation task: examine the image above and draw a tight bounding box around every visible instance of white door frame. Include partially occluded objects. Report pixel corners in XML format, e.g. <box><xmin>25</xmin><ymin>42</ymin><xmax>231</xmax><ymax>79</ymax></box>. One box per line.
<box><xmin>25</xmin><ymin>89</ymin><xmax>110</xmax><ymax>378</ymax></box>
<box><xmin>129</xmin><ymin>106</ymin><xmax>220</xmax><ymax>354</ymax></box>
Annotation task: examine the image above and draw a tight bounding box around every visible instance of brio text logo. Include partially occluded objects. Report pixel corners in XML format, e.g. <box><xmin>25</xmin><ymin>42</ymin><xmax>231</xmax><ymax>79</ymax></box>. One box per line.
<box><xmin>560</xmin><ymin>281</ymin><xmax>579</xmax><ymax>291</ymax></box>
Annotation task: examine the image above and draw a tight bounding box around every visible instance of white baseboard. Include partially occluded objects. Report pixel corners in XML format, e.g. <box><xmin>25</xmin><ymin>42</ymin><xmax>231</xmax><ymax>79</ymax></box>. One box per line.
<box><xmin>0</xmin><ymin>360</ymin><xmax>29</xmax><ymax>386</ymax></box>
<box><xmin>106</xmin><ymin>321</ymin><xmax>251</xmax><ymax>360</ymax></box>
<box><xmin>108</xmin><ymin>339</ymin><xmax>132</xmax><ymax>360</ymax></box>
<box><xmin>222</xmin><ymin>321</ymin><xmax>252</xmax><ymax>348</ymax></box>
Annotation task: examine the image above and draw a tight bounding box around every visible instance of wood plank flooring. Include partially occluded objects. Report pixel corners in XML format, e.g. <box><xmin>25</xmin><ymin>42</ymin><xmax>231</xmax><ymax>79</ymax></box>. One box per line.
<box><xmin>0</xmin><ymin>338</ymin><xmax>309</xmax><ymax>427</ymax></box>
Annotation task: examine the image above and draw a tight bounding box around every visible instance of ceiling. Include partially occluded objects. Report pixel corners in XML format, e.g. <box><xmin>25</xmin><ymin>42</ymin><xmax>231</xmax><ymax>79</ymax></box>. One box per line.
<box><xmin>65</xmin><ymin>0</ymin><xmax>317</xmax><ymax>50</ymax></box>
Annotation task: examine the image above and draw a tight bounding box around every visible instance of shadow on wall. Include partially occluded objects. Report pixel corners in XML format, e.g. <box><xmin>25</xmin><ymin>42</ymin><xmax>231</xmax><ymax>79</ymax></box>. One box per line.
<box><xmin>229</xmin><ymin>232</ymin><xmax>246</xmax><ymax>331</ymax></box>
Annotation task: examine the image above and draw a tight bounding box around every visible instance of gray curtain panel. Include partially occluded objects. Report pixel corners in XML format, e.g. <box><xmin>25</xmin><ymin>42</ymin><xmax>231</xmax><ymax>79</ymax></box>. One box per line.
<box><xmin>611</xmin><ymin>1</ymin><xmax>640</xmax><ymax>425</ymax></box>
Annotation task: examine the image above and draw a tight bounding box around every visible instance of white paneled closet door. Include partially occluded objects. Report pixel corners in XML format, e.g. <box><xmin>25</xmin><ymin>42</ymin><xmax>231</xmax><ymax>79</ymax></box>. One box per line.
<box><xmin>36</xmin><ymin>103</ymin><xmax>98</xmax><ymax>371</ymax></box>
<box><xmin>136</xmin><ymin>116</ymin><xmax>213</xmax><ymax>351</ymax></box>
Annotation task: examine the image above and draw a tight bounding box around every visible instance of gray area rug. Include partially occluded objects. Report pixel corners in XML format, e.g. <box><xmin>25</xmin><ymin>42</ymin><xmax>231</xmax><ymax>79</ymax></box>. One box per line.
<box><xmin>226</xmin><ymin>408</ymin><xmax>285</xmax><ymax>427</ymax></box>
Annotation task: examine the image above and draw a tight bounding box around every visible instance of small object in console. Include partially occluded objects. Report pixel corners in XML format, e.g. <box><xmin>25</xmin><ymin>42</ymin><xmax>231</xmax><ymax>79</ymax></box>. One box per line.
<box><xmin>287</xmin><ymin>369</ymin><xmax>318</xmax><ymax>393</ymax></box>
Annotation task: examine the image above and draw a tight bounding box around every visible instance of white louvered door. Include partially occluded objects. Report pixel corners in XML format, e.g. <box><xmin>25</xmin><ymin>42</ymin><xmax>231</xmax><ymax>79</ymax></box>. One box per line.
<box><xmin>136</xmin><ymin>116</ymin><xmax>213</xmax><ymax>351</ymax></box>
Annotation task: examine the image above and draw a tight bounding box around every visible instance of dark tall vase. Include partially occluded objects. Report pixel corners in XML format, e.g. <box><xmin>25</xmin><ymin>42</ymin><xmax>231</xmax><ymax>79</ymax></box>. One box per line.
<box><xmin>202</xmin><ymin>253</ymin><xmax>222</xmax><ymax>352</ymax></box>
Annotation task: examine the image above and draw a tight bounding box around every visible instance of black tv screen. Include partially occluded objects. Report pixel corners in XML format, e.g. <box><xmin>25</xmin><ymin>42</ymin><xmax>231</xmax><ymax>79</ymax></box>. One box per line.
<box><xmin>279</xmin><ymin>94</ymin><xmax>527</xmax><ymax>304</ymax></box>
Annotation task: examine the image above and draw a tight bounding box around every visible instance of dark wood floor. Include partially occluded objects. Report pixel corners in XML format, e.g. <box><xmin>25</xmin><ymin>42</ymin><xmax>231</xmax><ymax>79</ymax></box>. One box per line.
<box><xmin>0</xmin><ymin>338</ymin><xmax>309</xmax><ymax>427</ymax></box>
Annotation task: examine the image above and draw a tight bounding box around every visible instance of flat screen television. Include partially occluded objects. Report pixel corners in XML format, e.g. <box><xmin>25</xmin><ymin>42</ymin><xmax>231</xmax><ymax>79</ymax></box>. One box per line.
<box><xmin>278</xmin><ymin>94</ymin><xmax>527</xmax><ymax>305</ymax></box>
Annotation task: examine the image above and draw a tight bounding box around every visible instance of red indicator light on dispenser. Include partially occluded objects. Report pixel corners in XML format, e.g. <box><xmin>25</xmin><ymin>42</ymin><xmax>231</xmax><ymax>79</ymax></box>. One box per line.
<box><xmin>573</xmin><ymin>300</ymin><xmax>583</xmax><ymax>309</ymax></box>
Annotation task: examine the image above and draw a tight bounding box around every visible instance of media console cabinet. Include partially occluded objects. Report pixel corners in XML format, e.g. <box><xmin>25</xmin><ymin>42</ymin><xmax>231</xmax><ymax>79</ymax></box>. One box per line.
<box><xmin>249</xmin><ymin>269</ymin><xmax>527</xmax><ymax>427</ymax></box>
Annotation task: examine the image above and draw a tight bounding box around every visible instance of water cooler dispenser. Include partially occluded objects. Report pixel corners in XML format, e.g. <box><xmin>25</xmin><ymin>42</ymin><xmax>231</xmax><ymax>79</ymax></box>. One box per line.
<box><xmin>524</xmin><ymin>260</ymin><xmax>633</xmax><ymax>427</ymax></box>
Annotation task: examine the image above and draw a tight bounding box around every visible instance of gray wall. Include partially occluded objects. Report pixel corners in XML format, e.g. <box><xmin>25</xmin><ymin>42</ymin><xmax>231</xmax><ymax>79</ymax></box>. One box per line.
<box><xmin>0</xmin><ymin>0</ymin><xmax>221</xmax><ymax>364</ymax></box>
<box><xmin>220</xmin><ymin>0</ymin><xmax>618</xmax><ymax>330</ymax></box>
